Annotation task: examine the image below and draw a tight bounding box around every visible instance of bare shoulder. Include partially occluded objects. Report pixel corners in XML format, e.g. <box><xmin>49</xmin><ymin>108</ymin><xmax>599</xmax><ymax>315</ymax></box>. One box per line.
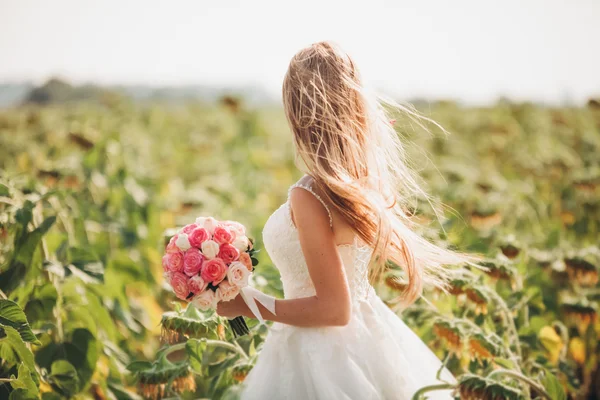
<box><xmin>288</xmin><ymin>175</ymin><xmax>357</xmax><ymax>245</ymax></box>
<box><xmin>289</xmin><ymin>183</ymin><xmax>332</xmax><ymax>231</ymax></box>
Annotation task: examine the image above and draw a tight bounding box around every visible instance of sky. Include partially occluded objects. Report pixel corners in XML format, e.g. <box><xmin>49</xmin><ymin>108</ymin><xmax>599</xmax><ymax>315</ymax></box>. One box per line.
<box><xmin>0</xmin><ymin>0</ymin><xmax>599</xmax><ymax>104</ymax></box>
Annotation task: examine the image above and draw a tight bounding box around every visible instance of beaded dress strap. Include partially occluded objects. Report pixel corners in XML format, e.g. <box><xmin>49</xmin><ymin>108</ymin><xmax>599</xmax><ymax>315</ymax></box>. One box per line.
<box><xmin>287</xmin><ymin>177</ymin><xmax>334</xmax><ymax>229</ymax></box>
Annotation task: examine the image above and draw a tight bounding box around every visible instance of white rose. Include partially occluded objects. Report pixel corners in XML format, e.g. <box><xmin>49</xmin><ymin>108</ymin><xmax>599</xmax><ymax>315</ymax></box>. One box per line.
<box><xmin>203</xmin><ymin>217</ymin><xmax>218</xmax><ymax>234</ymax></box>
<box><xmin>191</xmin><ymin>289</ymin><xmax>217</xmax><ymax>311</ymax></box>
<box><xmin>225</xmin><ymin>221</ymin><xmax>246</xmax><ymax>237</ymax></box>
<box><xmin>195</xmin><ymin>216</ymin><xmax>206</xmax><ymax>226</ymax></box>
<box><xmin>227</xmin><ymin>261</ymin><xmax>251</xmax><ymax>288</ymax></box>
<box><xmin>232</xmin><ymin>235</ymin><xmax>249</xmax><ymax>252</ymax></box>
<box><xmin>175</xmin><ymin>233</ymin><xmax>191</xmax><ymax>251</ymax></box>
<box><xmin>216</xmin><ymin>280</ymin><xmax>239</xmax><ymax>302</ymax></box>
<box><xmin>201</xmin><ymin>240</ymin><xmax>220</xmax><ymax>259</ymax></box>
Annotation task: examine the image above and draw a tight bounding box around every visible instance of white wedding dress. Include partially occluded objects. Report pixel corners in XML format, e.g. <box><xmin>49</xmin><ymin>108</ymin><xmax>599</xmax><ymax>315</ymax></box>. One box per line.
<box><xmin>240</xmin><ymin>175</ymin><xmax>456</xmax><ymax>400</ymax></box>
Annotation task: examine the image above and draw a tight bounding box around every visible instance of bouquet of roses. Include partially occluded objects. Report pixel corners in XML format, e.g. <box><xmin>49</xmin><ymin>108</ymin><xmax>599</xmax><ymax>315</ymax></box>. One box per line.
<box><xmin>162</xmin><ymin>216</ymin><xmax>258</xmax><ymax>336</ymax></box>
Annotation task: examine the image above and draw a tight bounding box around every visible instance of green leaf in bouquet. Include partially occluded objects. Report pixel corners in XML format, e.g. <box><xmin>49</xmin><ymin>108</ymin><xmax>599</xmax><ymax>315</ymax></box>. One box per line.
<box><xmin>0</xmin><ymin>299</ymin><xmax>41</xmax><ymax>345</ymax></box>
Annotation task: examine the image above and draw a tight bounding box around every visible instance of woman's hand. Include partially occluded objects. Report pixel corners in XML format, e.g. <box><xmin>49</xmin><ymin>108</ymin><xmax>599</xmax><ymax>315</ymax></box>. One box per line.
<box><xmin>216</xmin><ymin>294</ymin><xmax>250</xmax><ymax>319</ymax></box>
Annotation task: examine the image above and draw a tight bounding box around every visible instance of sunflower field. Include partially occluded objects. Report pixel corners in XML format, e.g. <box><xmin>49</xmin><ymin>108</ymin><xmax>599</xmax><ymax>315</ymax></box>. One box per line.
<box><xmin>0</xmin><ymin>95</ymin><xmax>599</xmax><ymax>399</ymax></box>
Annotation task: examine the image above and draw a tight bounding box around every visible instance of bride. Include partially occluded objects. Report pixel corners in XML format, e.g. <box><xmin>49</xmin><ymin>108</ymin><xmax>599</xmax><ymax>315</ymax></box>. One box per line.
<box><xmin>216</xmin><ymin>41</ymin><xmax>476</xmax><ymax>399</ymax></box>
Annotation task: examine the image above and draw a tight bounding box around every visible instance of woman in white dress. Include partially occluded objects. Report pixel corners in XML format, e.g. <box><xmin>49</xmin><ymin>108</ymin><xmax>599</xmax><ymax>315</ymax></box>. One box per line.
<box><xmin>217</xmin><ymin>41</ymin><xmax>477</xmax><ymax>400</ymax></box>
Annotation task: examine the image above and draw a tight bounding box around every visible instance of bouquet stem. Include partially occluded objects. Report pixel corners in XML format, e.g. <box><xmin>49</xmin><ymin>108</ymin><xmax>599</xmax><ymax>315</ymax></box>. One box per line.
<box><xmin>228</xmin><ymin>316</ymin><xmax>249</xmax><ymax>337</ymax></box>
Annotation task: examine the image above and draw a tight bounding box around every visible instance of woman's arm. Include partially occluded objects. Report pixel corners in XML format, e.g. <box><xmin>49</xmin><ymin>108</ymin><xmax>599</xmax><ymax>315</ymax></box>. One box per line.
<box><xmin>216</xmin><ymin>187</ymin><xmax>352</xmax><ymax>327</ymax></box>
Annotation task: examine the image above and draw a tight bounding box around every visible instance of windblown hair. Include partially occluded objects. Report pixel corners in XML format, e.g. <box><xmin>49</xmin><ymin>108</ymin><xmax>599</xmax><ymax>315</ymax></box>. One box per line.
<box><xmin>282</xmin><ymin>41</ymin><xmax>479</xmax><ymax>306</ymax></box>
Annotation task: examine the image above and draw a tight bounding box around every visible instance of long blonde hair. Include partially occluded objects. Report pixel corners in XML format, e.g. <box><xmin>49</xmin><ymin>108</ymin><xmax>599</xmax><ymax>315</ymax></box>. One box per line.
<box><xmin>282</xmin><ymin>41</ymin><xmax>479</xmax><ymax>306</ymax></box>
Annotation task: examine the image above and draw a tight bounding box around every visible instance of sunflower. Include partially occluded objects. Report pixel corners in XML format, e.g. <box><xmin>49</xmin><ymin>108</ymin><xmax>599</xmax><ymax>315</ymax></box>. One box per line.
<box><xmin>468</xmin><ymin>333</ymin><xmax>502</xmax><ymax>361</ymax></box>
<box><xmin>481</xmin><ymin>260</ymin><xmax>516</xmax><ymax>286</ymax></box>
<box><xmin>231</xmin><ymin>363</ymin><xmax>254</xmax><ymax>383</ymax></box>
<box><xmin>433</xmin><ymin>320</ymin><xmax>464</xmax><ymax>354</ymax></box>
<box><xmin>457</xmin><ymin>375</ymin><xmax>522</xmax><ymax>400</ymax></box>
<box><xmin>136</xmin><ymin>362</ymin><xmax>196</xmax><ymax>400</ymax></box>
<box><xmin>466</xmin><ymin>287</ymin><xmax>489</xmax><ymax>315</ymax></box>
<box><xmin>470</xmin><ymin>210</ymin><xmax>503</xmax><ymax>231</ymax></box>
<box><xmin>564</xmin><ymin>257</ymin><xmax>598</xmax><ymax>287</ymax></box>
<box><xmin>160</xmin><ymin>305</ymin><xmax>221</xmax><ymax>344</ymax></box>
<box><xmin>562</xmin><ymin>302</ymin><xmax>598</xmax><ymax>334</ymax></box>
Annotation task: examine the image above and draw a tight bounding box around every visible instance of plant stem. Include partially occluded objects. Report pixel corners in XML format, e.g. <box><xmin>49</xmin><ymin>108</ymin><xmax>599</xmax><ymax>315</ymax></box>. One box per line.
<box><xmin>169</xmin><ymin>339</ymin><xmax>249</xmax><ymax>360</ymax></box>
<box><xmin>436</xmin><ymin>353</ymin><xmax>451</xmax><ymax>381</ymax></box>
<box><xmin>482</xmin><ymin>287</ymin><xmax>522</xmax><ymax>368</ymax></box>
<box><xmin>232</xmin><ymin>339</ymin><xmax>249</xmax><ymax>359</ymax></box>
<box><xmin>411</xmin><ymin>383</ymin><xmax>455</xmax><ymax>400</ymax></box>
<box><xmin>204</xmin><ymin>339</ymin><xmax>249</xmax><ymax>360</ymax></box>
<box><xmin>487</xmin><ymin>369</ymin><xmax>553</xmax><ymax>400</ymax></box>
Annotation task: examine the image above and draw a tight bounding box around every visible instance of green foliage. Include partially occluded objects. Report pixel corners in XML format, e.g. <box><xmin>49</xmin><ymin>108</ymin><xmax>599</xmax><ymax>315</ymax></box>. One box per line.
<box><xmin>0</xmin><ymin>99</ymin><xmax>599</xmax><ymax>399</ymax></box>
<box><xmin>0</xmin><ymin>300</ymin><xmax>40</xmax><ymax>345</ymax></box>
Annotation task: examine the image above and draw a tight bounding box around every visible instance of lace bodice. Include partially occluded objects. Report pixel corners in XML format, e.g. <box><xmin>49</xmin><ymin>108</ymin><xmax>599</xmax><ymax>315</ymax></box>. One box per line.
<box><xmin>262</xmin><ymin>174</ymin><xmax>375</xmax><ymax>305</ymax></box>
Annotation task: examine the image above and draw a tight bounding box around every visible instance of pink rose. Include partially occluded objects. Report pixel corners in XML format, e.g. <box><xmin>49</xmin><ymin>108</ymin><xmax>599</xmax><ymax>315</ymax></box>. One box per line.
<box><xmin>238</xmin><ymin>252</ymin><xmax>253</xmax><ymax>271</ymax></box>
<box><xmin>165</xmin><ymin>235</ymin><xmax>180</xmax><ymax>254</ymax></box>
<box><xmin>223</xmin><ymin>220</ymin><xmax>246</xmax><ymax>237</ymax></box>
<box><xmin>216</xmin><ymin>280</ymin><xmax>240</xmax><ymax>302</ymax></box>
<box><xmin>201</xmin><ymin>258</ymin><xmax>228</xmax><ymax>285</ymax></box>
<box><xmin>227</xmin><ymin>261</ymin><xmax>251</xmax><ymax>288</ymax></box>
<box><xmin>213</xmin><ymin>225</ymin><xmax>234</xmax><ymax>245</ymax></box>
<box><xmin>188</xmin><ymin>227</ymin><xmax>209</xmax><ymax>248</ymax></box>
<box><xmin>188</xmin><ymin>275</ymin><xmax>208</xmax><ymax>294</ymax></box>
<box><xmin>181</xmin><ymin>223</ymin><xmax>198</xmax><ymax>234</ymax></box>
<box><xmin>170</xmin><ymin>272</ymin><xmax>190</xmax><ymax>300</ymax></box>
<box><xmin>218</xmin><ymin>243</ymin><xmax>239</xmax><ymax>264</ymax></box>
<box><xmin>164</xmin><ymin>251</ymin><xmax>184</xmax><ymax>273</ymax></box>
<box><xmin>183</xmin><ymin>248</ymin><xmax>204</xmax><ymax>276</ymax></box>
<box><xmin>191</xmin><ymin>289</ymin><xmax>217</xmax><ymax>311</ymax></box>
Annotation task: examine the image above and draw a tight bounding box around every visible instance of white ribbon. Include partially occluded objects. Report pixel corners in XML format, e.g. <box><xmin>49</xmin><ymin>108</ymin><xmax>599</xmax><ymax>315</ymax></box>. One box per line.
<box><xmin>240</xmin><ymin>285</ymin><xmax>277</xmax><ymax>325</ymax></box>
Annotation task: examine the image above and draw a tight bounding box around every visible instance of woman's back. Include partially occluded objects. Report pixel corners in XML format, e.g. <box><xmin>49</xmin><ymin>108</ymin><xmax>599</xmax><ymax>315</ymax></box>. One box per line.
<box><xmin>262</xmin><ymin>174</ymin><xmax>374</xmax><ymax>303</ymax></box>
<box><xmin>242</xmin><ymin>174</ymin><xmax>456</xmax><ymax>399</ymax></box>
